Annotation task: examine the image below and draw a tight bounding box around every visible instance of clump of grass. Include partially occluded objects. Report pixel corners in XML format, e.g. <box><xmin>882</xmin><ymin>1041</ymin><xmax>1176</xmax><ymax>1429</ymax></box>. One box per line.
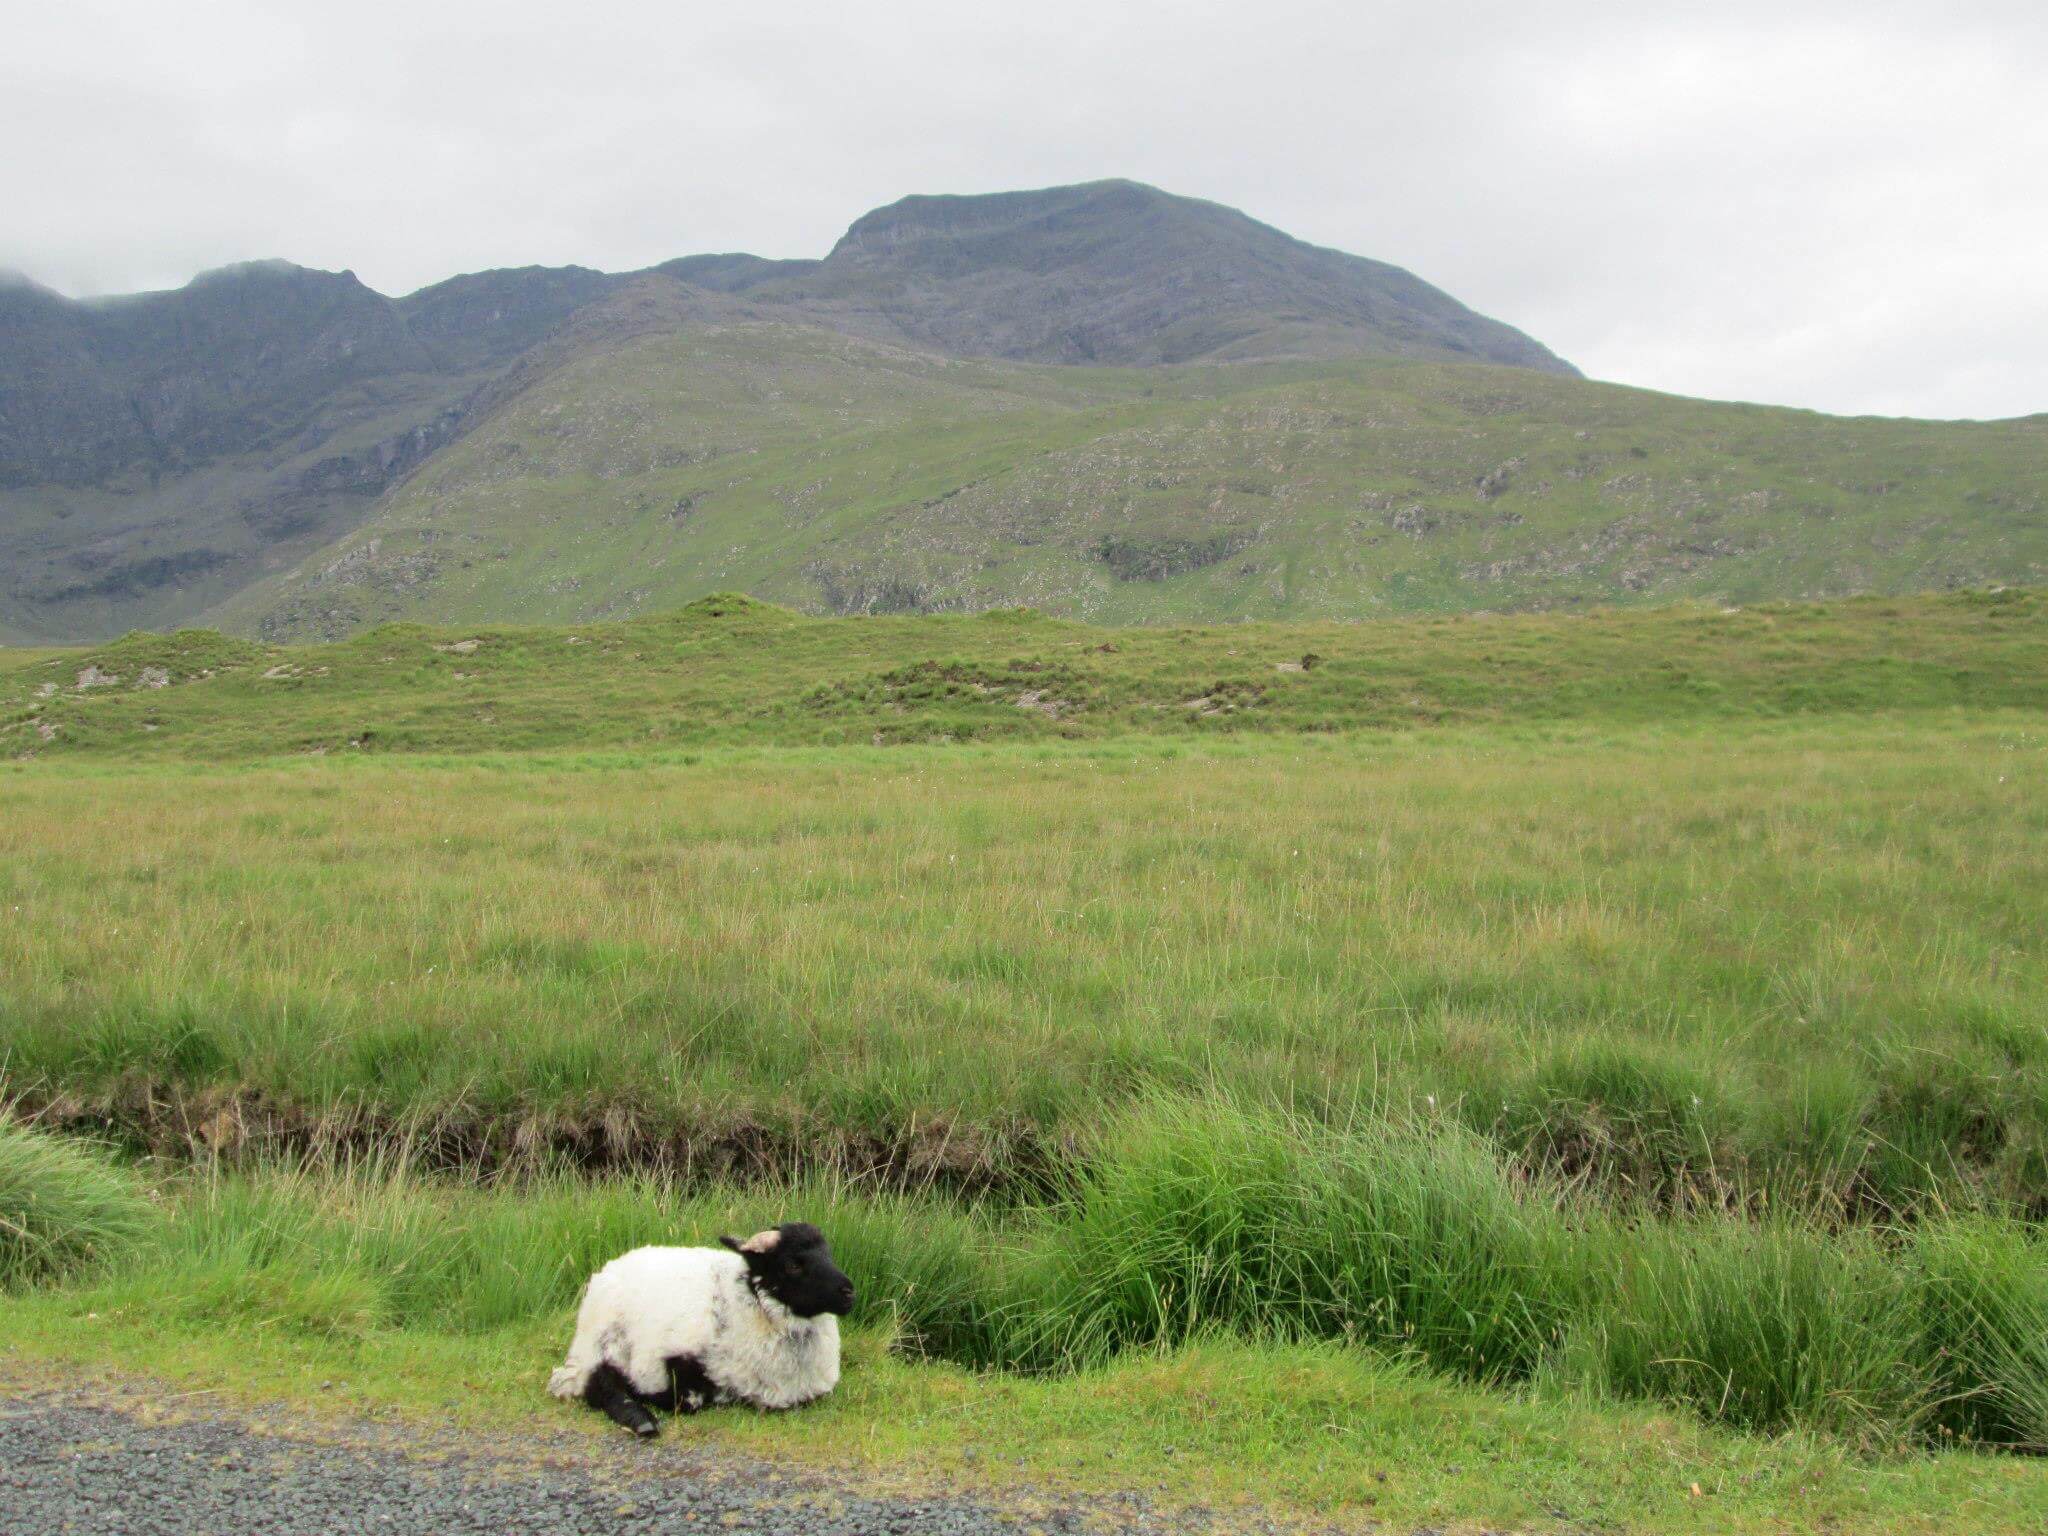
<box><xmin>0</xmin><ymin>1112</ymin><xmax>154</xmax><ymax>1287</ymax></box>
<box><xmin>1566</xmin><ymin>1218</ymin><xmax>1929</xmax><ymax>1441</ymax></box>
<box><xmin>1910</xmin><ymin>1216</ymin><xmax>2048</xmax><ymax>1451</ymax></box>
<box><xmin>1005</xmin><ymin>1095</ymin><xmax>1570</xmax><ymax>1380</ymax></box>
<box><xmin>1859</xmin><ymin>1038</ymin><xmax>2020</xmax><ymax>1212</ymax></box>
<box><xmin>131</xmin><ymin>1151</ymin><xmax>475</xmax><ymax>1337</ymax></box>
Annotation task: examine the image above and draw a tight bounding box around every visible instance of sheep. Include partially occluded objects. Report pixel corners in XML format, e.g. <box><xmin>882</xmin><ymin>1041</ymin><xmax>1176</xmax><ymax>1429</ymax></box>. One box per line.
<box><xmin>548</xmin><ymin>1221</ymin><xmax>855</xmax><ymax>1438</ymax></box>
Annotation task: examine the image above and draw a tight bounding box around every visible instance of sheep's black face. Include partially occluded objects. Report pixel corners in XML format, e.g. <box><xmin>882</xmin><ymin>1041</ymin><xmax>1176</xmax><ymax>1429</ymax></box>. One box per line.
<box><xmin>722</xmin><ymin>1222</ymin><xmax>856</xmax><ymax>1318</ymax></box>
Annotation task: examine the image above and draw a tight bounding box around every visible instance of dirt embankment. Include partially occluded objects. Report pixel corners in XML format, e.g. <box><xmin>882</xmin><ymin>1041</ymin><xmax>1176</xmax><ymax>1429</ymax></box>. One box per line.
<box><xmin>6</xmin><ymin>1078</ymin><xmax>1065</xmax><ymax>1196</ymax></box>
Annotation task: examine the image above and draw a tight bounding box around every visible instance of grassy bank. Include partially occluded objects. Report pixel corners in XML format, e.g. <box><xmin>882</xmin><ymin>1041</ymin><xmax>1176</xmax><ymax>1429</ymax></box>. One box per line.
<box><xmin>9</xmin><ymin>1100</ymin><xmax>2048</xmax><ymax>1447</ymax></box>
<box><xmin>5</xmin><ymin>587</ymin><xmax>2044</xmax><ymax>761</ymax></box>
<box><xmin>5</xmin><ymin>1106</ymin><xmax>2048</xmax><ymax>1531</ymax></box>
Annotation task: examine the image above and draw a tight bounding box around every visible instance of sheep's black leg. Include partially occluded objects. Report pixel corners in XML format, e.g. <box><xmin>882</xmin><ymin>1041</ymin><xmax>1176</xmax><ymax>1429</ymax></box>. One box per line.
<box><xmin>583</xmin><ymin>1362</ymin><xmax>660</xmax><ymax>1438</ymax></box>
<box><xmin>653</xmin><ymin>1354</ymin><xmax>721</xmax><ymax>1414</ymax></box>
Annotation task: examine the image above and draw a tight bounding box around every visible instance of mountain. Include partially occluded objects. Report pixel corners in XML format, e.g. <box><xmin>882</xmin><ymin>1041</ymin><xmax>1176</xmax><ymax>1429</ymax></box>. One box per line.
<box><xmin>394</xmin><ymin>264</ymin><xmax>625</xmax><ymax>373</ymax></box>
<box><xmin>707</xmin><ymin>180</ymin><xmax>1580</xmax><ymax>371</ymax></box>
<box><xmin>3</xmin><ymin>181</ymin><xmax>1582</xmax><ymax>643</ymax></box>
<box><xmin>0</xmin><ymin>261</ymin><xmax>507</xmax><ymax>639</ymax></box>
<box><xmin>1</xmin><ymin>260</ymin><xmax>433</xmax><ymax>487</ymax></box>
<box><xmin>3</xmin><ymin>180</ymin><xmax>2041</xmax><ymax>644</ymax></box>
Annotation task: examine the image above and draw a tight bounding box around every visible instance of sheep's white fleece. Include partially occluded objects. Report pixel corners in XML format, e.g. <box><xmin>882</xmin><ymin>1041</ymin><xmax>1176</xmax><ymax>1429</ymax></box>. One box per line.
<box><xmin>547</xmin><ymin>1245</ymin><xmax>841</xmax><ymax>1411</ymax></box>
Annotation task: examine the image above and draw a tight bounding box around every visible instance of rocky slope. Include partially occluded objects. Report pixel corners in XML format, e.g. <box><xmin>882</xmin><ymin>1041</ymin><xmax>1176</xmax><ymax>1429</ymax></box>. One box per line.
<box><xmin>681</xmin><ymin>179</ymin><xmax>1579</xmax><ymax>371</ymax></box>
<box><xmin>0</xmin><ymin>263</ymin><xmax>495</xmax><ymax>639</ymax></box>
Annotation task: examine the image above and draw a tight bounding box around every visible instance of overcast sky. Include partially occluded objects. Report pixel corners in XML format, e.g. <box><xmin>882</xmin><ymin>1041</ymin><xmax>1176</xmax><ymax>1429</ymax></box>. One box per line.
<box><xmin>4</xmin><ymin>1</ymin><xmax>2043</xmax><ymax>420</ymax></box>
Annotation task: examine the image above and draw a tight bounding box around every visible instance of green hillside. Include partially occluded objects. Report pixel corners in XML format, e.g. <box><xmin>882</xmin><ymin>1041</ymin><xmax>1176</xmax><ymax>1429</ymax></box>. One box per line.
<box><xmin>8</xmin><ymin>587</ymin><xmax>2042</xmax><ymax>761</ymax></box>
<box><xmin>215</xmin><ymin>314</ymin><xmax>2048</xmax><ymax>641</ymax></box>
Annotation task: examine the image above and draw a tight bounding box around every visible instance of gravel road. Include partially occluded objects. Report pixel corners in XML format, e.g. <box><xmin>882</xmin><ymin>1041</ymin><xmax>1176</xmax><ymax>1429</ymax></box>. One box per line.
<box><xmin>0</xmin><ymin>1385</ymin><xmax>1295</xmax><ymax>1536</ymax></box>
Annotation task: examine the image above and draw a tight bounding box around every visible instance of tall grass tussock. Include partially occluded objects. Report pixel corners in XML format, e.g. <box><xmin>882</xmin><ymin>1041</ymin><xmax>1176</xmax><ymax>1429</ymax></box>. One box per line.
<box><xmin>0</xmin><ymin>1111</ymin><xmax>153</xmax><ymax>1287</ymax></box>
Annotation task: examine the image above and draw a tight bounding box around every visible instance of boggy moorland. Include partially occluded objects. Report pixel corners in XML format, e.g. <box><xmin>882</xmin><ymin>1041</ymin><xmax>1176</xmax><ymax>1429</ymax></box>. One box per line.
<box><xmin>4</xmin><ymin>588</ymin><xmax>2047</xmax><ymax>1531</ymax></box>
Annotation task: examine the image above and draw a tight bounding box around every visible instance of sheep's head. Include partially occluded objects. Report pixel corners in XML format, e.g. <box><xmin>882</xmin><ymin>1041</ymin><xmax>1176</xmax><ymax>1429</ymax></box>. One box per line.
<box><xmin>721</xmin><ymin>1222</ymin><xmax>855</xmax><ymax>1318</ymax></box>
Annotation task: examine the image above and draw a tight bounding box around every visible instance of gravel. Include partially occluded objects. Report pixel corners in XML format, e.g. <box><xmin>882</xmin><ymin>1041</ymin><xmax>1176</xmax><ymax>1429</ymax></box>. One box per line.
<box><xmin>0</xmin><ymin>1387</ymin><xmax>1278</xmax><ymax>1536</ymax></box>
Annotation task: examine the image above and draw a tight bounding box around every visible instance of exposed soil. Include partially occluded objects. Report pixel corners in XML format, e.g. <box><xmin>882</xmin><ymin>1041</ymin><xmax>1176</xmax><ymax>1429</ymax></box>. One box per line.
<box><xmin>5</xmin><ymin>1081</ymin><xmax>1066</xmax><ymax>1197</ymax></box>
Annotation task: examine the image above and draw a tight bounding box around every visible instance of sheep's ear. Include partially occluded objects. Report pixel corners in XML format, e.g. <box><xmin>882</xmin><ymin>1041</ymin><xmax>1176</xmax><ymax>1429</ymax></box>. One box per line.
<box><xmin>720</xmin><ymin>1230</ymin><xmax>782</xmax><ymax>1256</ymax></box>
<box><xmin>718</xmin><ymin>1235</ymin><xmax>745</xmax><ymax>1254</ymax></box>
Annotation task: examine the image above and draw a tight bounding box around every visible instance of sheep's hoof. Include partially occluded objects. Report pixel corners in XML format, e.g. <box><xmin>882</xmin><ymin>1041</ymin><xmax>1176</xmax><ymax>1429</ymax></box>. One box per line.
<box><xmin>631</xmin><ymin>1419</ymin><xmax>660</xmax><ymax>1440</ymax></box>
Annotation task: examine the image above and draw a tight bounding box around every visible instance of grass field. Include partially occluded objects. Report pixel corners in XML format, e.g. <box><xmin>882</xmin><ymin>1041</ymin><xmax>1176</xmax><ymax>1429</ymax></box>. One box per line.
<box><xmin>5</xmin><ymin>590</ymin><xmax>2047</xmax><ymax>1529</ymax></box>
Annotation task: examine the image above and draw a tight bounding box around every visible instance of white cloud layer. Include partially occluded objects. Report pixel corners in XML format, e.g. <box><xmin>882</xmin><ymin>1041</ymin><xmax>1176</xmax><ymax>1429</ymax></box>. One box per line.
<box><xmin>4</xmin><ymin>0</ymin><xmax>2043</xmax><ymax>419</ymax></box>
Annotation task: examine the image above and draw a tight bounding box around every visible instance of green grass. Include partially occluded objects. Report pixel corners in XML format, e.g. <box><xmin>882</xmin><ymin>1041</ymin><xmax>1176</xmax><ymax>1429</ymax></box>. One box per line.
<box><xmin>23</xmin><ymin>1311</ymin><xmax>2044</xmax><ymax>1535</ymax></box>
<box><xmin>1005</xmin><ymin>1097</ymin><xmax>2048</xmax><ymax>1449</ymax></box>
<box><xmin>4</xmin><ymin>640</ymin><xmax>2043</xmax><ymax>1212</ymax></box>
<box><xmin>4</xmin><ymin>1116</ymin><xmax>2047</xmax><ymax>1529</ymax></box>
<box><xmin>204</xmin><ymin>325</ymin><xmax>2048</xmax><ymax>641</ymax></box>
<box><xmin>7</xmin><ymin>1062</ymin><xmax>2048</xmax><ymax>1454</ymax></box>
<box><xmin>1911</xmin><ymin>1217</ymin><xmax>2048</xmax><ymax>1449</ymax></box>
<box><xmin>1004</xmin><ymin>1095</ymin><xmax>1571</xmax><ymax>1382</ymax></box>
<box><xmin>5</xmin><ymin>590</ymin><xmax>2047</xmax><ymax>1526</ymax></box>
<box><xmin>0</xmin><ymin>1111</ymin><xmax>155</xmax><ymax>1287</ymax></box>
<box><xmin>7</xmin><ymin>587</ymin><xmax>2044</xmax><ymax>761</ymax></box>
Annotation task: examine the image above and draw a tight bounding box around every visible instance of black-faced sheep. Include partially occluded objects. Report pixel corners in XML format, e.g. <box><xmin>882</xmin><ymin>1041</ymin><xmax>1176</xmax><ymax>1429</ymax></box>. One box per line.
<box><xmin>548</xmin><ymin>1222</ymin><xmax>855</xmax><ymax>1438</ymax></box>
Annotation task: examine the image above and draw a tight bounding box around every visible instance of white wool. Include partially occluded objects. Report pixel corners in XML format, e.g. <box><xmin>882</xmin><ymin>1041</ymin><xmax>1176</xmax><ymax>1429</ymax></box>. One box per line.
<box><xmin>547</xmin><ymin>1245</ymin><xmax>841</xmax><ymax>1411</ymax></box>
